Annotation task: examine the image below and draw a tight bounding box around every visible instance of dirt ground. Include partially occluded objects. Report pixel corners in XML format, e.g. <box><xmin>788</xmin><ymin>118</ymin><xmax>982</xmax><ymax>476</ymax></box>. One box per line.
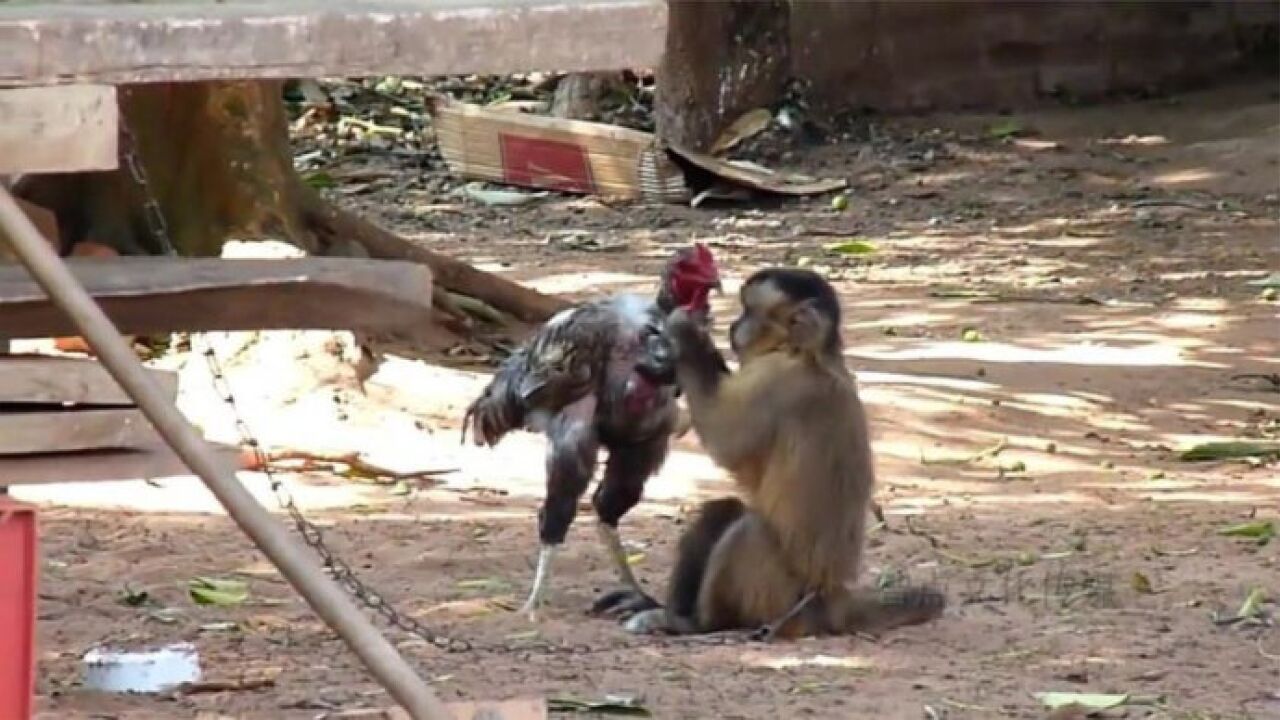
<box><xmin>21</xmin><ymin>82</ymin><xmax>1280</xmax><ymax>719</ymax></box>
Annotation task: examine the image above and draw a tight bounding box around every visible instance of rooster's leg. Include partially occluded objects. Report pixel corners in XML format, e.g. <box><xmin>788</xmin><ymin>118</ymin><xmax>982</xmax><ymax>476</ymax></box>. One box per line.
<box><xmin>589</xmin><ymin>434</ymin><xmax>670</xmax><ymax>616</ymax></box>
<box><xmin>522</xmin><ymin>397</ymin><xmax>599</xmax><ymax>619</ymax></box>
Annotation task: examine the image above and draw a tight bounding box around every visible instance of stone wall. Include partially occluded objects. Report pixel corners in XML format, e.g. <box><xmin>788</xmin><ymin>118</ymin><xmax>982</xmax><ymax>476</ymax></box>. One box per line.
<box><xmin>789</xmin><ymin>1</ymin><xmax>1279</xmax><ymax>113</ymax></box>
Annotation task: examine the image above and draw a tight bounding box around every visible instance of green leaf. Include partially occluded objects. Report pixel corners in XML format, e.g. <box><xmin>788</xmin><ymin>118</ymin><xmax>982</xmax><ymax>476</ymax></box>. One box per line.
<box><xmin>455</xmin><ymin>577</ymin><xmax>511</xmax><ymax>592</ymax></box>
<box><xmin>824</xmin><ymin>239</ymin><xmax>877</xmax><ymax>255</ymax></box>
<box><xmin>1034</xmin><ymin>692</ymin><xmax>1129</xmax><ymax>711</ymax></box>
<box><xmin>188</xmin><ymin>576</ymin><xmax>250</xmax><ymax>606</ymax></box>
<box><xmin>987</xmin><ymin>118</ymin><xmax>1024</xmax><ymax>139</ymax></box>
<box><xmin>961</xmin><ymin>327</ymin><xmax>983</xmax><ymax>342</ymax></box>
<box><xmin>1179</xmin><ymin>441</ymin><xmax>1280</xmax><ymax>462</ymax></box>
<box><xmin>1236</xmin><ymin>587</ymin><xmax>1267</xmax><ymax>620</ymax></box>
<box><xmin>1217</xmin><ymin>520</ymin><xmax>1275</xmax><ymax>543</ymax></box>
<box><xmin>302</xmin><ymin>171</ymin><xmax>337</xmax><ymax>190</ymax></box>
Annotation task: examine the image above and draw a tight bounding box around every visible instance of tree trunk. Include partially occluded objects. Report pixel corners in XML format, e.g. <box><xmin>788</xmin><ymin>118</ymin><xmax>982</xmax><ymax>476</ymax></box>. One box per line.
<box><xmin>13</xmin><ymin>80</ymin><xmax>568</xmax><ymax>328</ymax></box>
<box><xmin>654</xmin><ymin>0</ymin><xmax>791</xmax><ymax>150</ymax></box>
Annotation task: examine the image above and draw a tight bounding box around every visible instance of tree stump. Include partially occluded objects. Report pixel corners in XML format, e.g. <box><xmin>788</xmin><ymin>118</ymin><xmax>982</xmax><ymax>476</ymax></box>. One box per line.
<box><xmin>655</xmin><ymin>0</ymin><xmax>791</xmax><ymax>150</ymax></box>
<box><xmin>13</xmin><ymin>80</ymin><xmax>569</xmax><ymax>332</ymax></box>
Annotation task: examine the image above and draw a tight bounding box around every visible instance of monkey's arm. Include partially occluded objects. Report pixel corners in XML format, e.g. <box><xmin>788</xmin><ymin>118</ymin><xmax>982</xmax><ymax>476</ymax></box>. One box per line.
<box><xmin>667</xmin><ymin>310</ymin><xmax>779</xmax><ymax>471</ymax></box>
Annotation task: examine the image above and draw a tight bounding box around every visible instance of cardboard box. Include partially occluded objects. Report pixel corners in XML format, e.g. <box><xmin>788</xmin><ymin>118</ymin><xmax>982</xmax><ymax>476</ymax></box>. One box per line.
<box><xmin>430</xmin><ymin>97</ymin><xmax>846</xmax><ymax>204</ymax></box>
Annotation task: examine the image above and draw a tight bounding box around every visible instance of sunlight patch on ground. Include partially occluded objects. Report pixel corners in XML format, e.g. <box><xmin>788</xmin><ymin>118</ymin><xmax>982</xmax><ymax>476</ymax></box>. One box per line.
<box><xmin>1134</xmin><ymin>490</ymin><xmax>1277</xmax><ymax>504</ymax></box>
<box><xmin>858</xmin><ymin>370</ymin><xmax>997</xmax><ymax>393</ymax></box>
<box><xmin>525</xmin><ymin>270</ymin><xmax>650</xmax><ymax>295</ymax></box>
<box><xmin>743</xmin><ymin>653</ymin><xmax>875</xmax><ymax>671</ymax></box>
<box><xmin>848</xmin><ymin>312</ymin><xmax>957</xmax><ymax>332</ymax></box>
<box><xmin>850</xmin><ymin>339</ymin><xmax>1215</xmax><ymax>369</ymax></box>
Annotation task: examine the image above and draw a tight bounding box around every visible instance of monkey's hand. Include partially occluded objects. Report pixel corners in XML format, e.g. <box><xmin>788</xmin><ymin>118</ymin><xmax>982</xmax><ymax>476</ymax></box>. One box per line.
<box><xmin>666</xmin><ymin>307</ymin><xmax>728</xmax><ymax>392</ymax></box>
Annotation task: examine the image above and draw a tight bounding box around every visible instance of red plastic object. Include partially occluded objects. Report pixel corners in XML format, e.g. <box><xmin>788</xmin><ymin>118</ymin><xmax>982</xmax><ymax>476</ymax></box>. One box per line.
<box><xmin>0</xmin><ymin>497</ymin><xmax>37</xmax><ymax>720</ymax></box>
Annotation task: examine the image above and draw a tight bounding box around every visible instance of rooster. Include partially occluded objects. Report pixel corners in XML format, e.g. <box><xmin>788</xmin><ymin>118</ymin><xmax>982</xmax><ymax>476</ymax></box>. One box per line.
<box><xmin>462</xmin><ymin>243</ymin><xmax>722</xmax><ymax>617</ymax></box>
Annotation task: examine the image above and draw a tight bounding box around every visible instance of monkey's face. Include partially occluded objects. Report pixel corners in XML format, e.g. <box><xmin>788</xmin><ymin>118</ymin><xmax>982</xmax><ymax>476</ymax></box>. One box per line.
<box><xmin>730</xmin><ymin>272</ymin><xmax>840</xmax><ymax>360</ymax></box>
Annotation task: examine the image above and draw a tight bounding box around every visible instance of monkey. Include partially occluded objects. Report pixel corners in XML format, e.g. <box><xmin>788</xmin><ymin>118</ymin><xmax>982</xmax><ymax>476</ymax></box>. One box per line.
<box><xmin>603</xmin><ymin>268</ymin><xmax>944</xmax><ymax>638</ymax></box>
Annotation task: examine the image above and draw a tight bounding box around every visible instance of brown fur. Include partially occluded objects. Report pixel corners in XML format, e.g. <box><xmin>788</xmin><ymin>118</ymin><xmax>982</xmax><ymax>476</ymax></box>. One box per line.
<box><xmin>625</xmin><ymin>269</ymin><xmax>944</xmax><ymax>638</ymax></box>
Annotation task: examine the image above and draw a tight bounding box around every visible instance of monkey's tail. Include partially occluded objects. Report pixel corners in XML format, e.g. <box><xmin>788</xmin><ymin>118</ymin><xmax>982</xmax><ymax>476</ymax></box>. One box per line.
<box><xmin>834</xmin><ymin>585</ymin><xmax>946</xmax><ymax>635</ymax></box>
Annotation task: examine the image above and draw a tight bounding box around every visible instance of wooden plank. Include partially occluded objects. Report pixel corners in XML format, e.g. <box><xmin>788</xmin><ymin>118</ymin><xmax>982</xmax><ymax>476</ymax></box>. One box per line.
<box><xmin>0</xmin><ymin>439</ymin><xmax>243</xmax><ymax>486</ymax></box>
<box><xmin>0</xmin><ymin>257</ymin><xmax>434</xmax><ymax>338</ymax></box>
<box><xmin>0</xmin><ymin>407</ymin><xmax>156</xmax><ymax>455</ymax></box>
<box><xmin>0</xmin><ymin>1</ymin><xmax>667</xmax><ymax>87</ymax></box>
<box><xmin>0</xmin><ymin>354</ymin><xmax>177</xmax><ymax>406</ymax></box>
<box><xmin>0</xmin><ymin>85</ymin><xmax>117</xmax><ymax>173</ymax></box>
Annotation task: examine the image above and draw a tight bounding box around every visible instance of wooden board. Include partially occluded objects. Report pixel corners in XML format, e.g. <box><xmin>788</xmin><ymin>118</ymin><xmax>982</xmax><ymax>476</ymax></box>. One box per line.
<box><xmin>0</xmin><ymin>85</ymin><xmax>116</xmax><ymax>173</ymax></box>
<box><xmin>0</xmin><ymin>439</ymin><xmax>242</xmax><ymax>485</ymax></box>
<box><xmin>0</xmin><ymin>257</ymin><xmax>435</xmax><ymax>338</ymax></box>
<box><xmin>0</xmin><ymin>1</ymin><xmax>667</xmax><ymax>87</ymax></box>
<box><xmin>0</xmin><ymin>354</ymin><xmax>177</xmax><ymax>406</ymax></box>
<box><xmin>0</xmin><ymin>407</ymin><xmax>156</xmax><ymax>455</ymax></box>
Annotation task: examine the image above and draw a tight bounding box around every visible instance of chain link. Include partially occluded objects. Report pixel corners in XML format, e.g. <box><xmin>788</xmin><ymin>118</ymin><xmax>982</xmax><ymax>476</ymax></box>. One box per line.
<box><xmin>117</xmin><ymin>115</ymin><xmax>755</xmax><ymax>660</ymax></box>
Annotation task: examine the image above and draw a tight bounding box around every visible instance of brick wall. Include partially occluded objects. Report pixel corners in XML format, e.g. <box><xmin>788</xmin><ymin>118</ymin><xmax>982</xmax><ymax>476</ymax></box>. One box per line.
<box><xmin>789</xmin><ymin>1</ymin><xmax>1279</xmax><ymax>113</ymax></box>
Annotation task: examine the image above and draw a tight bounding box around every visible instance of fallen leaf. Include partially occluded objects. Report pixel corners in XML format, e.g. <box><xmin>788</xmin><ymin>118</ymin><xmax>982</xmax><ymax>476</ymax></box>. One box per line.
<box><xmin>460</xmin><ymin>183</ymin><xmax>549</xmax><ymax>207</ymax></box>
<box><xmin>549</xmin><ymin>695</ymin><xmax>650</xmax><ymax>716</ymax></box>
<box><xmin>987</xmin><ymin>118</ymin><xmax>1024</xmax><ymax>139</ymax></box>
<box><xmin>824</xmin><ymin>238</ymin><xmax>877</xmax><ymax>255</ymax></box>
<box><xmin>188</xmin><ymin>577</ymin><xmax>250</xmax><ymax>606</ymax></box>
<box><xmin>455</xmin><ymin>577</ymin><xmax>511</xmax><ymax>592</ymax></box>
<box><xmin>1033</xmin><ymin>692</ymin><xmax>1129</xmax><ymax>711</ymax></box>
<box><xmin>118</xmin><ymin>584</ymin><xmax>151</xmax><ymax>607</ymax></box>
<box><xmin>1131</xmin><ymin>572</ymin><xmax>1154</xmax><ymax>595</ymax></box>
<box><xmin>961</xmin><ymin>327</ymin><xmax>984</xmax><ymax>342</ymax></box>
<box><xmin>1179</xmin><ymin>441</ymin><xmax>1280</xmax><ymax>462</ymax></box>
<box><xmin>710</xmin><ymin>108</ymin><xmax>773</xmax><ymax>155</ymax></box>
<box><xmin>1236</xmin><ymin>587</ymin><xmax>1267</xmax><ymax>620</ymax></box>
<box><xmin>302</xmin><ymin>171</ymin><xmax>337</xmax><ymax>190</ymax></box>
<box><xmin>1218</xmin><ymin>520</ymin><xmax>1275</xmax><ymax>544</ymax></box>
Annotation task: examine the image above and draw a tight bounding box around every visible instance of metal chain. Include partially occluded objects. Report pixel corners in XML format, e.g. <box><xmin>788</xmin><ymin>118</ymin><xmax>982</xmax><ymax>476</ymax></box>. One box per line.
<box><xmin>117</xmin><ymin>116</ymin><xmax>754</xmax><ymax>659</ymax></box>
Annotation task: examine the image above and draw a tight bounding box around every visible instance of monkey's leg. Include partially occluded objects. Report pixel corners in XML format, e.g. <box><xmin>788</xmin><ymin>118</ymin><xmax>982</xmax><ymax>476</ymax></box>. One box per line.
<box><xmin>693</xmin><ymin>512</ymin><xmax>817</xmax><ymax>638</ymax></box>
<box><xmin>623</xmin><ymin>497</ymin><xmax>746</xmax><ymax>635</ymax></box>
<box><xmin>523</xmin><ymin>398</ymin><xmax>599</xmax><ymax>619</ymax></box>
<box><xmin>751</xmin><ymin>590</ymin><xmax>819</xmax><ymax>643</ymax></box>
<box><xmin>588</xmin><ymin>434</ymin><xmax>670</xmax><ymax>617</ymax></box>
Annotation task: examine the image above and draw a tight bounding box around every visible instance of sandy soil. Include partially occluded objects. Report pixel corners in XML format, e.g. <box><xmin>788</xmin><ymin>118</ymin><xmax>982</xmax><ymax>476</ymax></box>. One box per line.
<box><xmin>20</xmin><ymin>82</ymin><xmax>1280</xmax><ymax>719</ymax></box>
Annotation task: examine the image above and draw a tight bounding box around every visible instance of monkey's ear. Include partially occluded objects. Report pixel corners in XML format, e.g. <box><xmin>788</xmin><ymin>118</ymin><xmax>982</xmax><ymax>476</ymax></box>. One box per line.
<box><xmin>787</xmin><ymin>299</ymin><xmax>829</xmax><ymax>350</ymax></box>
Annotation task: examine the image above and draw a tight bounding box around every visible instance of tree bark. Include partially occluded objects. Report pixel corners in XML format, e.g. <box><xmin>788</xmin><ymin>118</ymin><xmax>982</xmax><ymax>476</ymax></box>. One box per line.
<box><xmin>654</xmin><ymin>0</ymin><xmax>791</xmax><ymax>150</ymax></box>
<box><xmin>13</xmin><ymin>80</ymin><xmax>567</xmax><ymax>327</ymax></box>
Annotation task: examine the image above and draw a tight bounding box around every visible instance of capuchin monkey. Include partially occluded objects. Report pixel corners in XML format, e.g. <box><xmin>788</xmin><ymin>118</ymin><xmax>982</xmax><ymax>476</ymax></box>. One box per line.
<box><xmin>604</xmin><ymin>268</ymin><xmax>944</xmax><ymax>639</ymax></box>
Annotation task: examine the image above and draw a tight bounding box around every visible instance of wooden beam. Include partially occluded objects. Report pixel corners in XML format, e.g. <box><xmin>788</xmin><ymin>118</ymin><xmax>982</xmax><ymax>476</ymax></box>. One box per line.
<box><xmin>0</xmin><ymin>1</ymin><xmax>668</xmax><ymax>88</ymax></box>
<box><xmin>0</xmin><ymin>440</ymin><xmax>243</xmax><ymax>486</ymax></box>
<box><xmin>0</xmin><ymin>354</ymin><xmax>177</xmax><ymax>406</ymax></box>
<box><xmin>0</xmin><ymin>85</ymin><xmax>117</xmax><ymax>173</ymax></box>
<box><xmin>0</xmin><ymin>407</ymin><xmax>156</xmax><ymax>456</ymax></box>
<box><xmin>0</xmin><ymin>257</ymin><xmax>435</xmax><ymax>338</ymax></box>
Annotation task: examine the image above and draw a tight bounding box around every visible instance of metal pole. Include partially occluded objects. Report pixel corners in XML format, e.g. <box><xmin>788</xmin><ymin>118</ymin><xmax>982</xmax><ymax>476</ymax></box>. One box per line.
<box><xmin>0</xmin><ymin>187</ymin><xmax>451</xmax><ymax>720</ymax></box>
